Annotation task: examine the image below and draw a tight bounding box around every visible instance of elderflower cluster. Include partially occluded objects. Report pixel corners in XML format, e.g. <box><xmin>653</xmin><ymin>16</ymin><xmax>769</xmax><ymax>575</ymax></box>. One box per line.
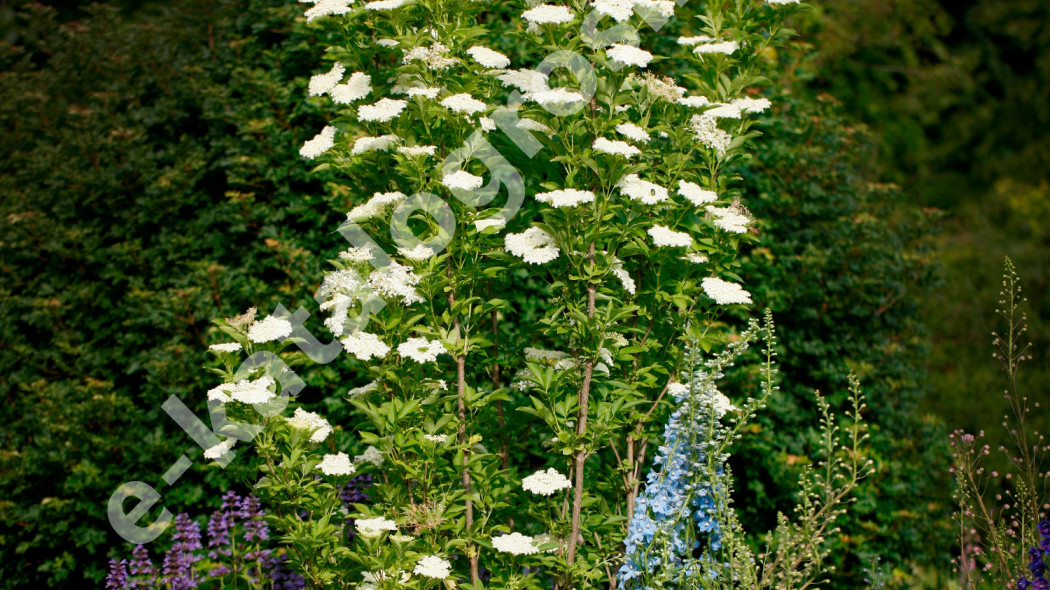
<box><xmin>309</xmin><ymin>62</ymin><xmax>345</xmax><ymax>96</ymax></box>
<box><xmin>402</xmin><ymin>42</ymin><xmax>456</xmax><ymax>70</ymax></box>
<box><xmin>607</xmin><ymin>44</ymin><xmax>653</xmax><ymax>68</ymax></box>
<box><xmin>352</xmin><ymin>134</ymin><xmax>399</xmax><ymax>155</ymax></box>
<box><xmin>347</xmin><ymin>191</ymin><xmax>406</xmax><ymax>221</ymax></box>
<box><xmin>677</xmin><ymin>181</ymin><xmax>718</xmax><ymax>206</ymax></box>
<box><xmin>356</xmin><ymin>517</ymin><xmax>398</xmax><ymax>537</ymax></box>
<box><xmin>505</xmin><ymin>227</ymin><xmax>560</xmax><ymax>264</ymax></box>
<box><xmin>535</xmin><ymin>188</ymin><xmax>595</xmax><ymax>208</ymax></box>
<box><xmin>593</xmin><ymin>137</ymin><xmax>641</xmax><ymax>158</ymax></box>
<box><xmin>467</xmin><ymin>46</ymin><xmax>511</xmax><ymax>69</ymax></box>
<box><xmin>443</xmin><ymin>170</ymin><xmax>485</xmax><ymax>191</ymax></box>
<box><xmin>522</xmin><ymin>468</ymin><xmax>572</xmax><ymax>496</ymax></box>
<box><xmin>207</xmin><ymin>376</ymin><xmax>277</xmax><ymax>405</ymax></box>
<box><xmin>413</xmin><ymin>556</ymin><xmax>452</xmax><ymax>579</ymax></box>
<box><xmin>701</xmin><ymin>277</ymin><xmax>752</xmax><ymax>305</ymax></box>
<box><xmin>368</xmin><ymin>262</ymin><xmax>424</xmax><ymax>305</ymax></box>
<box><xmin>690</xmin><ymin>114</ymin><xmax>731</xmax><ymax>156</ymax></box>
<box><xmin>397</xmin><ymin>337</ymin><xmax>446</xmax><ymax>364</ymax></box>
<box><xmin>707</xmin><ymin>205</ymin><xmax>751</xmax><ymax>233</ymax></box>
<box><xmin>317</xmin><ymin>452</ymin><xmax>355</xmax><ymax>476</ymax></box>
<box><xmin>357</xmin><ymin>98</ymin><xmax>408</xmax><ymax>123</ymax></box>
<box><xmin>318</xmin><ymin>268</ymin><xmax>370</xmax><ymax>335</ymax></box>
<box><xmin>332</xmin><ymin>72</ymin><xmax>372</xmax><ymax>104</ymax></box>
<box><xmin>648</xmin><ymin>225</ymin><xmax>693</xmax><ymax>248</ymax></box>
<box><xmin>440</xmin><ymin>93</ymin><xmax>487</xmax><ymax>116</ymax></box>
<box><xmin>522</xmin><ymin>4</ymin><xmax>575</xmax><ymax>25</ymax></box>
<box><xmin>341</xmin><ymin>331</ymin><xmax>391</xmax><ymax>361</ymax></box>
<box><xmin>616</xmin><ymin>122</ymin><xmax>650</xmax><ymax>143</ymax></box>
<box><xmin>287</xmin><ymin>408</ymin><xmax>333</xmax><ymax>443</ymax></box>
<box><xmin>492</xmin><ymin>532</ymin><xmax>540</xmax><ymax>555</ymax></box>
<box><xmin>618</xmin><ymin>174</ymin><xmax>669</xmax><ymax>205</ymax></box>
<box><xmin>300</xmin><ymin>125</ymin><xmax>337</xmax><ymax>159</ymax></box>
<box><xmin>247</xmin><ymin>316</ymin><xmax>293</xmax><ymax>343</ymax></box>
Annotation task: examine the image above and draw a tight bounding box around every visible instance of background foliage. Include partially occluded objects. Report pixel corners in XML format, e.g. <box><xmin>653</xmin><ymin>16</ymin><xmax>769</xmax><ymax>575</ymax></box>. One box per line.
<box><xmin>0</xmin><ymin>0</ymin><xmax>1044</xmax><ymax>587</ymax></box>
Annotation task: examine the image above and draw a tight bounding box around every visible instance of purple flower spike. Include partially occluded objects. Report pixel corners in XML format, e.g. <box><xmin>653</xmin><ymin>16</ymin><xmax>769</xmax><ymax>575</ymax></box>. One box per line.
<box><xmin>240</xmin><ymin>495</ymin><xmax>269</xmax><ymax>542</ymax></box>
<box><xmin>105</xmin><ymin>559</ymin><xmax>129</xmax><ymax>589</ymax></box>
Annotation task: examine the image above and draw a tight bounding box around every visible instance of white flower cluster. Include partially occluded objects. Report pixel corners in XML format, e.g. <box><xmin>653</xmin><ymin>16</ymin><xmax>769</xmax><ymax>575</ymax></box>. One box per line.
<box><xmin>203</xmin><ymin>438</ymin><xmax>236</xmax><ymax>460</ymax></box>
<box><xmin>247</xmin><ymin>316</ymin><xmax>293</xmax><ymax>343</ymax></box>
<box><xmin>702</xmin><ymin>390</ymin><xmax>737</xmax><ymax>418</ymax></box>
<box><xmin>413</xmin><ymin>555</ymin><xmax>452</xmax><ymax>579</ymax></box>
<box><xmin>611</xmin><ymin>259</ymin><xmax>636</xmax><ymax>294</ymax></box>
<box><xmin>355</xmin><ymin>445</ymin><xmax>384</xmax><ymax>466</ymax></box>
<box><xmin>423</xmin><ymin>433</ymin><xmax>449</xmax><ymax>444</ymax></box>
<box><xmin>733</xmin><ymin>96</ymin><xmax>772</xmax><ymax>113</ymax></box>
<box><xmin>443</xmin><ymin>170</ymin><xmax>485</xmax><ymax>191</ymax></box>
<box><xmin>358</xmin><ymin>98</ymin><xmax>408</xmax><ymax>123</ymax></box>
<box><xmin>677</xmin><ymin>35</ymin><xmax>713</xmax><ymax>46</ymax></box>
<box><xmin>347</xmin><ymin>190</ymin><xmax>406</xmax><ymax>221</ymax></box>
<box><xmin>505</xmin><ymin>227</ymin><xmax>560</xmax><ymax>264</ymax></box>
<box><xmin>356</xmin><ymin>517</ymin><xmax>398</xmax><ymax>537</ymax></box>
<box><xmin>690</xmin><ymin>114</ymin><xmax>731</xmax><ymax>156</ymax></box>
<box><xmin>639</xmin><ymin>73</ymin><xmax>686</xmax><ymax>102</ymax></box>
<box><xmin>209</xmin><ymin>342</ymin><xmax>242</xmax><ymax>353</ymax></box>
<box><xmin>304</xmin><ymin>0</ymin><xmax>353</xmax><ymax>22</ymax></box>
<box><xmin>522</xmin><ymin>4</ymin><xmax>575</xmax><ymax>25</ymax></box>
<box><xmin>317</xmin><ymin>452</ymin><xmax>355</xmax><ymax>476</ymax></box>
<box><xmin>398</xmin><ymin>84</ymin><xmax>442</xmax><ymax>99</ymax></box>
<box><xmin>398</xmin><ymin>337</ymin><xmax>447</xmax><ymax>364</ymax></box>
<box><xmin>398</xmin><ymin>244</ymin><xmax>435</xmax><ymax>261</ymax></box>
<box><xmin>679</xmin><ymin>94</ymin><xmax>710</xmax><ymax>108</ymax></box>
<box><xmin>347</xmin><ymin>380</ymin><xmax>379</xmax><ymax>398</ymax></box>
<box><xmin>300</xmin><ymin>125</ymin><xmax>337</xmax><ymax>159</ymax></box>
<box><xmin>593</xmin><ymin>137</ymin><xmax>641</xmax><ymax>158</ymax></box>
<box><xmin>701</xmin><ymin>277</ymin><xmax>752</xmax><ymax>305</ymax></box>
<box><xmin>683</xmin><ymin>252</ymin><xmax>709</xmax><ymax>264</ymax></box>
<box><xmin>402</xmin><ymin>42</ymin><xmax>456</xmax><ymax>70</ymax></box>
<box><xmin>590</xmin><ymin>0</ymin><xmax>635</xmax><ymax>22</ymax></box>
<box><xmin>364</xmin><ymin>0</ymin><xmax>407</xmax><ymax>9</ymax></box>
<box><xmin>524</xmin><ymin>347</ymin><xmax>570</xmax><ymax>362</ymax></box>
<box><xmin>529</xmin><ymin>87</ymin><xmax>586</xmax><ymax>107</ymax></box>
<box><xmin>616</xmin><ymin>122</ymin><xmax>650</xmax><ymax>143</ymax></box>
<box><xmin>352</xmin><ymin>134</ymin><xmax>399</xmax><ymax>155</ymax></box>
<box><xmin>309</xmin><ymin>62</ymin><xmax>345</xmax><ymax>96</ymax></box>
<box><xmin>333</xmin><ymin>72</ymin><xmax>372</xmax><ymax>104</ymax></box>
<box><xmin>397</xmin><ymin>144</ymin><xmax>437</xmax><ymax>158</ymax></box>
<box><xmin>693</xmin><ymin>40</ymin><xmax>740</xmax><ymax>55</ymax></box>
<box><xmin>287</xmin><ymin>407</ymin><xmax>332</xmax><ymax>443</ymax></box>
<box><xmin>534</xmin><ymin>188</ymin><xmax>595</xmax><ymax>208</ymax></box>
<box><xmin>440</xmin><ymin>93</ymin><xmax>487</xmax><ymax>116</ymax></box>
<box><xmin>648</xmin><ymin>224</ymin><xmax>693</xmax><ymax>248</ymax></box>
<box><xmin>368</xmin><ymin>262</ymin><xmax>424</xmax><ymax>305</ymax></box>
<box><xmin>607</xmin><ymin>43</ymin><xmax>653</xmax><ymax>68</ymax></box>
<box><xmin>522</xmin><ymin>468</ymin><xmax>572</xmax><ymax>496</ymax></box>
<box><xmin>318</xmin><ymin>268</ymin><xmax>369</xmax><ymax>335</ymax></box>
<box><xmin>492</xmin><ymin>532</ymin><xmax>540</xmax><ymax>555</ymax></box>
<box><xmin>339</xmin><ymin>245</ymin><xmax>376</xmax><ymax>264</ymax></box>
<box><xmin>618</xmin><ymin>174</ymin><xmax>668</xmax><ymax>205</ymax></box>
<box><xmin>341</xmin><ymin>331</ymin><xmax>390</xmax><ymax>361</ymax></box>
<box><xmin>208</xmin><ymin>375</ymin><xmax>276</xmax><ymax>405</ymax></box>
<box><xmin>498</xmin><ymin>69</ymin><xmax>549</xmax><ymax>94</ymax></box>
<box><xmin>474</xmin><ymin>216</ymin><xmax>506</xmax><ymax>232</ymax></box>
<box><xmin>766</xmin><ymin>0</ymin><xmax>800</xmax><ymax>4</ymax></box>
<box><xmin>467</xmin><ymin>46</ymin><xmax>511</xmax><ymax>69</ymax></box>
<box><xmin>707</xmin><ymin>205</ymin><xmax>751</xmax><ymax>233</ymax></box>
<box><xmin>677</xmin><ymin>180</ymin><xmax>718</xmax><ymax>206</ymax></box>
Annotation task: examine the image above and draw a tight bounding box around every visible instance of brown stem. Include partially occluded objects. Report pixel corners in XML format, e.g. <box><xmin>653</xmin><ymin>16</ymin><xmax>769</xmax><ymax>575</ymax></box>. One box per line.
<box><xmin>448</xmin><ymin>261</ymin><xmax>478</xmax><ymax>586</ymax></box>
<box><xmin>457</xmin><ymin>353</ymin><xmax>479</xmax><ymax>585</ymax></box>
<box><xmin>492</xmin><ymin>309</ymin><xmax>508</xmax><ymax>470</ymax></box>
<box><xmin>566</xmin><ymin>244</ymin><xmax>597</xmax><ymax>568</ymax></box>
